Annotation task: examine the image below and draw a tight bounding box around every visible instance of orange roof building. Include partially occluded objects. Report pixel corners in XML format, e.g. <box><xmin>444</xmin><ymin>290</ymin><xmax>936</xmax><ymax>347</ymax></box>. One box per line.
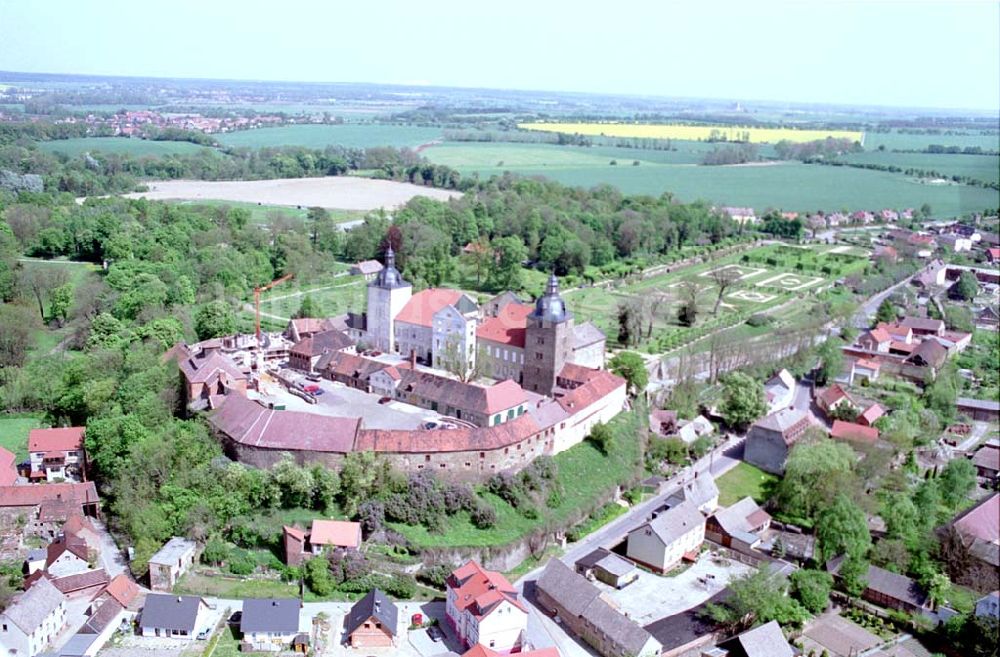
<box><xmin>446</xmin><ymin>560</ymin><xmax>527</xmax><ymax>652</ymax></box>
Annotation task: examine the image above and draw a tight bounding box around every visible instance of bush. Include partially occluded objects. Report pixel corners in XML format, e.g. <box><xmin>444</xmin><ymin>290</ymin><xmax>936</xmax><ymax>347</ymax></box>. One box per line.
<box><xmin>471</xmin><ymin>504</ymin><xmax>497</xmax><ymax>529</ymax></box>
<box><xmin>304</xmin><ymin>557</ymin><xmax>335</xmax><ymax>596</ymax></box>
<box><xmin>383</xmin><ymin>573</ymin><xmax>417</xmax><ymax>599</ymax></box>
<box><xmin>417</xmin><ymin>563</ymin><xmax>452</xmax><ymax>589</ymax></box>
<box><xmin>227</xmin><ymin>549</ymin><xmax>256</xmax><ymax>576</ymax></box>
<box><xmin>746</xmin><ymin>313</ymin><xmax>773</xmax><ymax>327</ymax></box>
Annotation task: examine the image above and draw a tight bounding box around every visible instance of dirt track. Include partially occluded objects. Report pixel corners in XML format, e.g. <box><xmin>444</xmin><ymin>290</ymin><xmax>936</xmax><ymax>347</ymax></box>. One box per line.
<box><xmin>122</xmin><ymin>176</ymin><xmax>462</xmax><ymax>210</ymax></box>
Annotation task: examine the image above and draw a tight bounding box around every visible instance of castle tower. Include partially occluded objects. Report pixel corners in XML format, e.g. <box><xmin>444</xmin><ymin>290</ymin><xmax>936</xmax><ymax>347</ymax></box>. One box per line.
<box><xmin>522</xmin><ymin>274</ymin><xmax>574</xmax><ymax>395</ymax></box>
<box><xmin>366</xmin><ymin>246</ymin><xmax>411</xmax><ymax>352</ymax></box>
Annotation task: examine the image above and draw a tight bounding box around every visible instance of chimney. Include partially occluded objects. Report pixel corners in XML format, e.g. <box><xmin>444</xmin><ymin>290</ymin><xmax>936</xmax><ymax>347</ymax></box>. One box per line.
<box><xmin>410</xmin><ymin>349</ymin><xmax>417</xmax><ymax>370</ymax></box>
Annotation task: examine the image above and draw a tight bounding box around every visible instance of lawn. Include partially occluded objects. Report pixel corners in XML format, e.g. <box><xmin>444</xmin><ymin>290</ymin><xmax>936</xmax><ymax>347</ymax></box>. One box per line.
<box><xmin>423</xmin><ymin>142</ymin><xmax>998</xmax><ymax>215</ymax></box>
<box><xmin>391</xmin><ymin>405</ymin><xmax>644</xmax><ymax>549</ymax></box>
<box><xmin>214</xmin><ymin>124</ymin><xmax>442</xmax><ymax>149</ymax></box>
<box><xmin>257</xmin><ymin>277</ymin><xmax>367</xmax><ymax>322</ymax></box>
<box><xmin>0</xmin><ymin>415</ymin><xmax>42</xmax><ymax>462</ymax></box>
<box><xmin>37</xmin><ymin>137</ymin><xmax>211</xmax><ymax>157</ymax></box>
<box><xmin>715</xmin><ymin>462</ymin><xmax>780</xmax><ymax>507</ymax></box>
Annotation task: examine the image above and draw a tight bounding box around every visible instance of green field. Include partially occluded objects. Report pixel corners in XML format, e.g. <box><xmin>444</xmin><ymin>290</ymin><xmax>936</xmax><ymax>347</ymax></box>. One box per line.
<box><xmin>214</xmin><ymin>124</ymin><xmax>443</xmax><ymax>149</ymax></box>
<box><xmin>862</xmin><ymin>129</ymin><xmax>1000</xmax><ymax>152</ymax></box>
<box><xmin>0</xmin><ymin>415</ymin><xmax>42</xmax><ymax>462</ymax></box>
<box><xmin>424</xmin><ymin>141</ymin><xmax>998</xmax><ymax>215</ymax></box>
<box><xmin>165</xmin><ymin>199</ymin><xmax>367</xmax><ymax>226</ymax></box>
<box><xmin>715</xmin><ymin>462</ymin><xmax>780</xmax><ymax>507</ymax></box>
<box><xmin>37</xmin><ymin>137</ymin><xmax>211</xmax><ymax>157</ymax></box>
<box><xmin>257</xmin><ymin>277</ymin><xmax>366</xmax><ymax>322</ymax></box>
<box><xmin>842</xmin><ymin>150</ymin><xmax>1000</xmax><ymax>185</ymax></box>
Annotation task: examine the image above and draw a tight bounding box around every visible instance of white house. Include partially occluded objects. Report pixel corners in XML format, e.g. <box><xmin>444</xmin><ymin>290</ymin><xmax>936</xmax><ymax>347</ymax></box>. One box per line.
<box><xmin>138</xmin><ymin>594</ymin><xmax>211</xmax><ymax>639</ymax></box>
<box><xmin>445</xmin><ymin>561</ymin><xmax>527</xmax><ymax>653</ymax></box>
<box><xmin>28</xmin><ymin>427</ymin><xmax>86</xmax><ymax>482</ymax></box>
<box><xmin>626</xmin><ymin>501</ymin><xmax>706</xmax><ymax>573</ymax></box>
<box><xmin>148</xmin><ymin>537</ymin><xmax>197</xmax><ymax>592</ymax></box>
<box><xmin>0</xmin><ymin>577</ymin><xmax>67</xmax><ymax>657</ymax></box>
<box><xmin>240</xmin><ymin>599</ymin><xmax>301</xmax><ymax>652</ymax></box>
<box><xmin>764</xmin><ymin>369</ymin><xmax>796</xmax><ymax>414</ymax></box>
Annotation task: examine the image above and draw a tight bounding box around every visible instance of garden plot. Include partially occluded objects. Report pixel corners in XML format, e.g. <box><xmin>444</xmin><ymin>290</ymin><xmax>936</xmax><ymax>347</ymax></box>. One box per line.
<box><xmin>755</xmin><ymin>272</ymin><xmax>824</xmax><ymax>291</ymax></box>
<box><xmin>728</xmin><ymin>289</ymin><xmax>778</xmax><ymax>303</ymax></box>
<box><xmin>698</xmin><ymin>263</ymin><xmax>768</xmax><ymax>280</ymax></box>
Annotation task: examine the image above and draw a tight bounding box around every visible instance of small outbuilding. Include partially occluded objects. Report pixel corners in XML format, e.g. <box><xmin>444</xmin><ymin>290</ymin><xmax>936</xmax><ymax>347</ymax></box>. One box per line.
<box><xmin>574</xmin><ymin>548</ymin><xmax>639</xmax><ymax>589</ymax></box>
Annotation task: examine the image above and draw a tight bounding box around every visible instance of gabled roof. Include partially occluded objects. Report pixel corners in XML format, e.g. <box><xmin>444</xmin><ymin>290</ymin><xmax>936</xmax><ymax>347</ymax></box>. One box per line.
<box><xmin>178</xmin><ymin>349</ymin><xmax>247</xmax><ymax>385</ymax></box>
<box><xmin>1</xmin><ymin>577</ymin><xmax>64</xmax><ymax>634</ymax></box>
<box><xmin>80</xmin><ymin>598</ymin><xmax>123</xmax><ymax>634</ymax></box>
<box><xmin>0</xmin><ymin>446</ymin><xmax>17</xmax><ymax>486</ymax></box>
<box><xmin>344</xmin><ymin>588</ymin><xmax>398</xmax><ymax>637</ymax></box>
<box><xmin>28</xmin><ymin>427</ymin><xmax>85</xmax><ymax>453</ymax></box>
<box><xmin>827</xmin><ymin>557</ymin><xmax>928</xmax><ymax>608</ymax></box>
<box><xmin>397</xmin><ymin>369</ymin><xmax>527</xmax><ymax>415</ymax></box>
<box><xmin>208</xmin><ymin>394</ymin><xmax>361</xmax><ymax>453</ymax></box>
<box><xmin>289</xmin><ymin>329</ymin><xmax>353</xmax><ymax>358</ymax></box>
<box><xmin>241</xmin><ymin>598</ymin><xmax>300</xmax><ymax>634</ymax></box>
<box><xmin>140</xmin><ymin>594</ymin><xmax>207</xmax><ymax>631</ymax></box>
<box><xmin>0</xmin><ymin>481</ymin><xmax>99</xmax><ymax>509</ymax></box>
<box><xmin>572</xmin><ymin>321</ymin><xmax>606</xmax><ymax>349</ymax></box>
<box><xmin>973</xmin><ymin>445</ymin><xmax>999</xmax><ymax>472</ymax></box>
<box><xmin>752</xmin><ymin>408</ymin><xmax>811</xmax><ymax>440</ymax></box>
<box><xmin>831</xmin><ymin>420</ymin><xmax>879</xmax><ymax>444</ymax></box>
<box><xmin>865</xmin><ymin>327</ymin><xmax>892</xmax><ymax>344</ymax></box>
<box><xmin>718</xmin><ymin>620</ymin><xmax>794</xmax><ymax>657</ymax></box>
<box><xmin>953</xmin><ymin>493</ymin><xmax>999</xmax><ymax>544</ymax></box>
<box><xmin>149</xmin><ymin>537</ymin><xmax>196</xmax><ymax>566</ymax></box>
<box><xmin>818</xmin><ymin>383</ymin><xmax>852</xmax><ymax>408</ymax></box>
<box><xmin>447</xmin><ymin>560</ymin><xmax>524</xmax><ymax>618</ymax></box>
<box><xmin>908</xmin><ymin>339</ymin><xmax>948</xmax><ymax>368</ymax></box>
<box><xmin>634</xmin><ymin>501</ymin><xmax>705</xmax><ymax>547</ymax></box>
<box><xmin>309</xmin><ymin>520</ymin><xmax>361</xmax><ymax>548</ymax></box>
<box><xmin>96</xmin><ymin>574</ymin><xmax>141</xmax><ymax>608</ymax></box>
<box><xmin>900</xmin><ymin>316</ymin><xmax>945</xmax><ymax>332</ymax></box>
<box><xmin>477</xmin><ymin>302</ymin><xmax>532</xmax><ymax>348</ymax></box>
<box><xmin>354</xmin><ymin>260</ymin><xmax>384</xmax><ymax>275</ymax></box>
<box><xmin>859</xmin><ymin>403</ymin><xmax>885</xmax><ymax>425</ymax></box>
<box><xmin>711</xmin><ymin>497</ymin><xmax>770</xmax><ymax>542</ymax></box>
<box><xmin>957</xmin><ymin>397</ymin><xmax>1000</xmax><ymax>412</ymax></box>
<box><xmin>395</xmin><ymin>288</ymin><xmax>467</xmax><ymax>327</ymax></box>
<box><xmin>666</xmin><ymin>474</ymin><xmax>719</xmax><ymax>510</ymax></box>
<box><xmin>536</xmin><ymin>558</ymin><xmax>600</xmax><ymax>617</ymax></box>
<box><xmin>555</xmin><ymin>369</ymin><xmax>625</xmax><ymax>413</ymax></box>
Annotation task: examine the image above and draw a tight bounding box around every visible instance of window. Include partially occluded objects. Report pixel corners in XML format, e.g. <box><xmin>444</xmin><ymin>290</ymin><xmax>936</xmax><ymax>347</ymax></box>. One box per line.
<box><xmin>535</xmin><ymin>353</ymin><xmax>543</xmax><ymax>361</ymax></box>
<box><xmin>536</xmin><ymin>337</ymin><xmax>545</xmax><ymax>345</ymax></box>
<box><xmin>494</xmin><ymin>414</ymin><xmax>501</xmax><ymax>424</ymax></box>
<box><xmin>425</xmin><ymin>454</ymin><xmax>431</xmax><ymax>462</ymax></box>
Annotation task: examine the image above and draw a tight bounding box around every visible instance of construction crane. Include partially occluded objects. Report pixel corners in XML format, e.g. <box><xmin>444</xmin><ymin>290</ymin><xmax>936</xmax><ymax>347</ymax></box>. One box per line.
<box><xmin>254</xmin><ymin>273</ymin><xmax>294</xmax><ymax>345</ymax></box>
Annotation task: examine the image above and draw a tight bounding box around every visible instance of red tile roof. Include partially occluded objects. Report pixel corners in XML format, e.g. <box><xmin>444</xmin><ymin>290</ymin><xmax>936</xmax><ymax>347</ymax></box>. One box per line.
<box><xmin>0</xmin><ymin>482</ymin><xmax>99</xmax><ymax>509</ymax></box>
<box><xmin>866</xmin><ymin>328</ymin><xmax>891</xmax><ymax>344</ymax></box>
<box><xmin>309</xmin><ymin>520</ymin><xmax>361</xmax><ymax>548</ymax></box>
<box><xmin>556</xmin><ymin>369</ymin><xmax>625</xmax><ymax>413</ymax></box>
<box><xmin>208</xmin><ymin>394</ymin><xmax>360</xmax><ymax>453</ymax></box>
<box><xmin>558</xmin><ymin>363</ymin><xmax>603</xmax><ymax>386</ymax></box>
<box><xmin>988</xmin><ymin>247</ymin><xmax>1000</xmax><ymax>261</ymax></box>
<box><xmin>0</xmin><ymin>447</ymin><xmax>17</xmax><ymax>486</ymax></box>
<box><xmin>890</xmin><ymin>341</ymin><xmax>916</xmax><ymax>354</ymax></box>
<box><xmin>28</xmin><ymin>427</ymin><xmax>85</xmax><ymax>453</ymax></box>
<box><xmin>283</xmin><ymin>525</ymin><xmax>307</xmax><ymax>543</ymax></box>
<box><xmin>859</xmin><ymin>404</ymin><xmax>885</xmax><ymax>426</ymax></box>
<box><xmin>831</xmin><ymin>420</ymin><xmax>879</xmax><ymax>444</ymax></box>
<box><xmin>476</xmin><ymin>303</ymin><xmax>532</xmax><ymax>348</ymax></box>
<box><xmin>900</xmin><ymin>317</ymin><xmax>945</xmax><ymax>332</ymax></box>
<box><xmin>289</xmin><ymin>330</ymin><xmax>353</xmax><ymax>358</ymax></box>
<box><xmin>817</xmin><ymin>384</ymin><xmax>851</xmax><ymax>409</ymax></box>
<box><xmin>178</xmin><ymin>350</ymin><xmax>248</xmax><ymax>385</ymax></box>
<box><xmin>448</xmin><ymin>561</ymin><xmax>525</xmax><ymax>618</ymax></box>
<box><xmin>397</xmin><ymin>370</ymin><xmax>527</xmax><ymax>415</ymax></box>
<box><xmin>395</xmin><ymin>288</ymin><xmax>464</xmax><ymax>327</ymax></box>
<box><xmin>97</xmin><ymin>574</ymin><xmax>141</xmax><ymax>608</ymax></box>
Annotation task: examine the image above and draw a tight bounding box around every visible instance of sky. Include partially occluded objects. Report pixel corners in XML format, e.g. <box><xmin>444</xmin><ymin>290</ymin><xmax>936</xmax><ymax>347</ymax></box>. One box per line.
<box><xmin>0</xmin><ymin>0</ymin><xmax>998</xmax><ymax>111</ymax></box>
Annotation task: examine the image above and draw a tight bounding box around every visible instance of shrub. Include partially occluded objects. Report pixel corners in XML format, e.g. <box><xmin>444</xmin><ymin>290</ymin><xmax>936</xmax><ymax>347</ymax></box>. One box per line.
<box><xmin>383</xmin><ymin>573</ymin><xmax>417</xmax><ymax>598</ymax></box>
<box><xmin>746</xmin><ymin>313</ymin><xmax>773</xmax><ymax>327</ymax></box>
<box><xmin>417</xmin><ymin>563</ymin><xmax>452</xmax><ymax>589</ymax></box>
<box><xmin>226</xmin><ymin>549</ymin><xmax>256</xmax><ymax>576</ymax></box>
<box><xmin>471</xmin><ymin>504</ymin><xmax>497</xmax><ymax>529</ymax></box>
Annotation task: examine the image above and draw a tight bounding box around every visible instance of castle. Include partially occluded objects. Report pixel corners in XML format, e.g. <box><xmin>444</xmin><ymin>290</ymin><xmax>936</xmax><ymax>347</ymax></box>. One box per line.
<box><xmin>355</xmin><ymin>247</ymin><xmax>605</xmax><ymax>392</ymax></box>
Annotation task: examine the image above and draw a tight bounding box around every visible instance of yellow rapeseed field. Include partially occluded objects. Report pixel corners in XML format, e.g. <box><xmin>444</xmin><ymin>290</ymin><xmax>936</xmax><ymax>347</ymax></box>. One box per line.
<box><xmin>517</xmin><ymin>122</ymin><xmax>864</xmax><ymax>144</ymax></box>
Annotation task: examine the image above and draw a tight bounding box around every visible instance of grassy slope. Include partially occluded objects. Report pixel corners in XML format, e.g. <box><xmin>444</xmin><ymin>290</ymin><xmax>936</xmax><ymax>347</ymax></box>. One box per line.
<box><xmin>715</xmin><ymin>462</ymin><xmax>780</xmax><ymax>507</ymax></box>
<box><xmin>214</xmin><ymin>124</ymin><xmax>443</xmax><ymax>149</ymax></box>
<box><xmin>0</xmin><ymin>416</ymin><xmax>43</xmax><ymax>462</ymax></box>
<box><xmin>390</xmin><ymin>406</ymin><xmax>644</xmax><ymax>549</ymax></box>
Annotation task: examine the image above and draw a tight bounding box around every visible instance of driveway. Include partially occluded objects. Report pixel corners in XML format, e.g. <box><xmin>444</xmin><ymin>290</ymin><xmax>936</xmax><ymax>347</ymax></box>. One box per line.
<box><xmin>595</xmin><ymin>551</ymin><xmax>752</xmax><ymax>625</ymax></box>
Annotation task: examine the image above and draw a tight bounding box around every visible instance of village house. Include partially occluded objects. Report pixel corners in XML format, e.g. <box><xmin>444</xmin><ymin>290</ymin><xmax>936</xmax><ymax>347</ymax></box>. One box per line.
<box><xmin>240</xmin><ymin>599</ymin><xmax>302</xmax><ymax>652</ymax></box>
<box><xmin>148</xmin><ymin>537</ymin><xmax>197</xmax><ymax>592</ymax></box>
<box><xmin>744</xmin><ymin>408</ymin><xmax>812</xmax><ymax>475</ymax></box>
<box><xmin>830</xmin><ymin>420</ymin><xmax>879</xmax><ymax>445</ymax></box>
<box><xmin>719</xmin><ymin>207</ymin><xmax>757</xmax><ymax>225</ymax></box>
<box><xmin>445</xmin><ymin>561</ymin><xmax>527</xmax><ymax>653</ymax></box>
<box><xmin>975</xmin><ymin>306</ymin><xmax>999</xmax><ymax>330</ymax></box>
<box><xmin>375</xmin><ymin>369</ymin><xmax>529</xmax><ymax>428</ymax></box>
<box><xmin>535</xmin><ymin>559</ymin><xmax>662</xmax><ymax>657</ymax></box>
<box><xmin>764</xmin><ymin>369</ymin><xmax>796</xmax><ymax>414</ymax></box>
<box><xmin>62</xmin><ymin>574</ymin><xmax>142</xmax><ymax>657</ymax></box>
<box><xmin>0</xmin><ymin>482</ymin><xmax>100</xmax><ymax>539</ymax></box>
<box><xmin>0</xmin><ymin>577</ymin><xmax>67</xmax><ymax>657</ymax></box>
<box><xmin>644</xmin><ymin>590</ymin><xmax>725</xmax><ymax>657</ymax></box>
<box><xmin>663</xmin><ymin>473</ymin><xmax>720</xmax><ymax>515</ymax></box>
<box><xmin>287</xmin><ymin>329</ymin><xmax>353</xmax><ymax>372</ymax></box>
<box><xmin>28</xmin><ymin>427</ymin><xmax>87</xmax><ymax>483</ymax></box>
<box><xmin>138</xmin><ymin>594</ymin><xmax>211</xmax><ymax>639</ymax></box>
<box><xmin>574</xmin><ymin>548</ymin><xmax>639</xmax><ymax>589</ymax></box>
<box><xmin>172</xmin><ymin>343</ymin><xmax>249</xmax><ymax>408</ymax></box>
<box><xmin>282</xmin><ymin>520</ymin><xmax>362</xmax><ymax>566</ymax></box>
<box><xmin>284</xmin><ymin>317</ymin><xmax>344</xmax><ymax>343</ymax></box>
<box><xmin>706</xmin><ymin>497</ymin><xmax>772</xmax><ymax>551</ymax></box>
<box><xmin>678</xmin><ymin>415</ymin><xmax>714</xmax><ymax>444</ymax></box>
<box><xmin>714</xmin><ymin>620</ymin><xmax>795</xmax><ymax>657</ymax></box>
<box><xmin>350</xmin><ymin>259</ymin><xmax>384</xmax><ymax>281</ymax></box>
<box><xmin>626</xmin><ymin>501</ymin><xmax>705</xmax><ymax>573</ymax></box>
<box><xmin>827</xmin><ymin>557</ymin><xmax>931</xmax><ymax>614</ymax></box>
<box><xmin>857</xmin><ymin>403</ymin><xmax>885</xmax><ymax>427</ymax></box>
<box><xmin>344</xmin><ymin>589</ymin><xmax>398</xmax><ymax>648</ymax></box>
<box><xmin>956</xmin><ymin>397</ymin><xmax>1000</xmax><ymax>422</ymax></box>
<box><xmin>816</xmin><ymin>383</ymin><xmax>858</xmax><ymax>420</ymax></box>
<box><xmin>972</xmin><ymin>443</ymin><xmax>999</xmax><ymax>486</ymax></box>
<box><xmin>462</xmin><ymin>647</ymin><xmax>559</xmax><ymax>657</ymax></box>
<box><xmin>947</xmin><ymin>493</ymin><xmax>1000</xmax><ymax>592</ymax></box>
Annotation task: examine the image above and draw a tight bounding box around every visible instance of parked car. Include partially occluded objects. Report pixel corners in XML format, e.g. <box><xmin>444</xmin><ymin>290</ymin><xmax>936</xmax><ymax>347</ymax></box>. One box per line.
<box><xmin>311</xmin><ymin>389</ymin><xmax>324</xmax><ymax>396</ymax></box>
<box><xmin>378</xmin><ymin>397</ymin><xmax>392</xmax><ymax>405</ymax></box>
<box><xmin>427</xmin><ymin>626</ymin><xmax>444</xmax><ymax>642</ymax></box>
<box><xmin>303</xmin><ymin>384</ymin><xmax>320</xmax><ymax>393</ymax></box>
<box><xmin>305</xmin><ymin>374</ymin><xmax>321</xmax><ymax>382</ymax></box>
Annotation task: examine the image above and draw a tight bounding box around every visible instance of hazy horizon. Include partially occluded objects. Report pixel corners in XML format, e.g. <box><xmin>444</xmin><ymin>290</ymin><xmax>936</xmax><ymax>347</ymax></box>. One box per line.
<box><xmin>1</xmin><ymin>0</ymin><xmax>999</xmax><ymax>112</ymax></box>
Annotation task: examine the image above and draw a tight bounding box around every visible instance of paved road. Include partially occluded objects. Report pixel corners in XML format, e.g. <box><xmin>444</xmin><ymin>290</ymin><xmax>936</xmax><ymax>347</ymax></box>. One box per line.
<box><xmin>852</xmin><ymin>272</ymin><xmax>916</xmax><ymax>329</ymax></box>
<box><xmin>512</xmin><ymin>434</ymin><xmax>746</xmax><ymax>655</ymax></box>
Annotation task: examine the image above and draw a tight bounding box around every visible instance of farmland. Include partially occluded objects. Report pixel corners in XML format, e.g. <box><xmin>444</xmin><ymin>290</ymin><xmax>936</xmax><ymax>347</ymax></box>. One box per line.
<box><xmin>213</xmin><ymin>124</ymin><xmax>443</xmax><ymax>149</ymax></box>
<box><xmin>122</xmin><ymin>176</ymin><xmax>462</xmax><ymax>211</ymax></box>
<box><xmin>861</xmin><ymin>129</ymin><xmax>1000</xmax><ymax>152</ymax></box>
<box><xmin>423</xmin><ymin>142</ymin><xmax>998</xmax><ymax>215</ymax></box>
<box><xmin>37</xmin><ymin>137</ymin><xmax>210</xmax><ymax>157</ymax></box>
<box><xmin>518</xmin><ymin>121</ymin><xmax>864</xmax><ymax>144</ymax></box>
<box><xmin>840</xmin><ymin>150</ymin><xmax>1000</xmax><ymax>185</ymax></box>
